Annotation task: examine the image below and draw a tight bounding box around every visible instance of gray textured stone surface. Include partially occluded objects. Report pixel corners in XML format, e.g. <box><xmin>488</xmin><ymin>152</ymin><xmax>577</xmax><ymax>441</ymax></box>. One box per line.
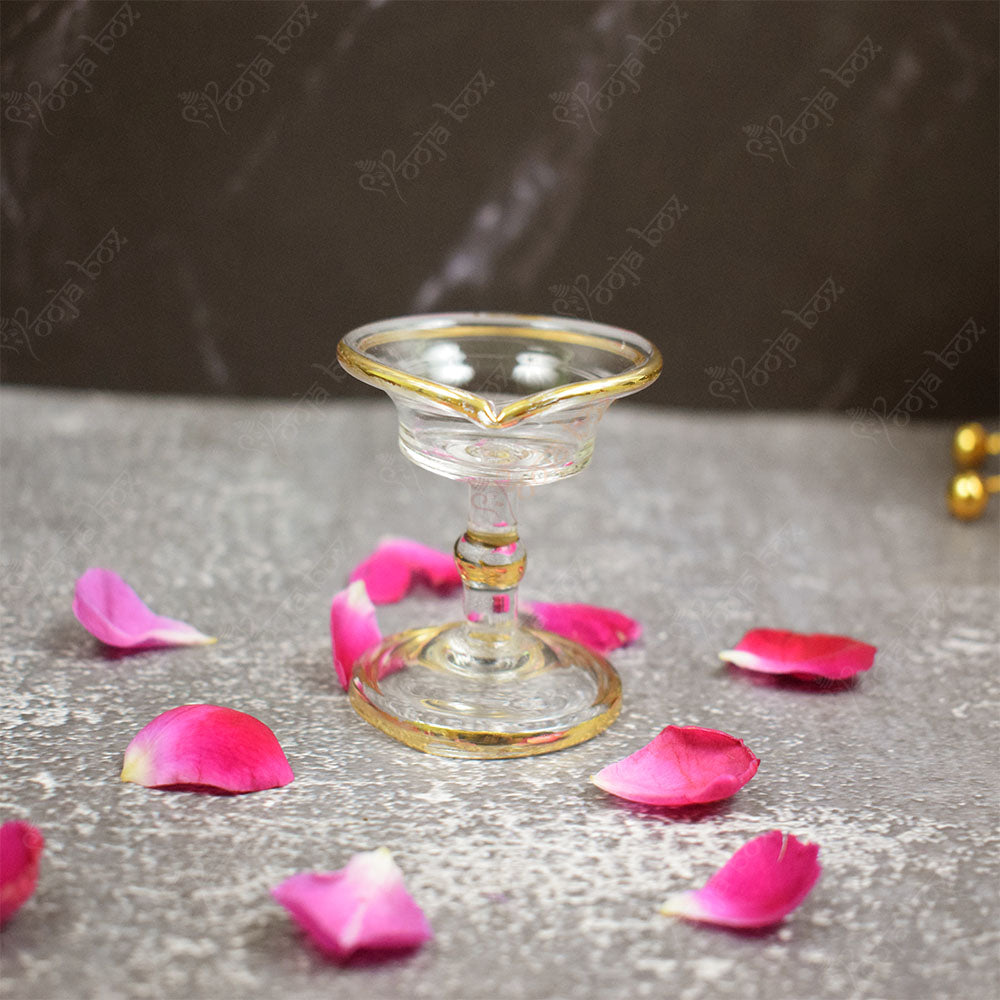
<box><xmin>1</xmin><ymin>387</ymin><xmax>998</xmax><ymax>1000</ymax></box>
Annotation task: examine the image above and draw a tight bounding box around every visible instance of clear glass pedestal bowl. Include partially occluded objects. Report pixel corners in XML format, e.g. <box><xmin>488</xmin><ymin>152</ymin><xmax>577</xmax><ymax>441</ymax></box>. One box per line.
<box><xmin>337</xmin><ymin>312</ymin><xmax>661</xmax><ymax>758</ymax></box>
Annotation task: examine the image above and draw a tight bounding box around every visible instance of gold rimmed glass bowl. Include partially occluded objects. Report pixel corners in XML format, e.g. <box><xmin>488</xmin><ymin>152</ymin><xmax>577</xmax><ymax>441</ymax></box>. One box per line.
<box><xmin>338</xmin><ymin>312</ymin><xmax>661</xmax><ymax>758</ymax></box>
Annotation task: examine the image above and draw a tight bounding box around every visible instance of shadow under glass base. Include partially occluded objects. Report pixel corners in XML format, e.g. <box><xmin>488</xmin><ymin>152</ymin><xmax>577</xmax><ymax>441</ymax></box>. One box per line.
<box><xmin>348</xmin><ymin>623</ymin><xmax>622</xmax><ymax>759</ymax></box>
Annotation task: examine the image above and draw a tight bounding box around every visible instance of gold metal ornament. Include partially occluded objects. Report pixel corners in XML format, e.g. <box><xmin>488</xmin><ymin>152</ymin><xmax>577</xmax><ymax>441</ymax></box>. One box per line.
<box><xmin>952</xmin><ymin>422</ymin><xmax>1000</xmax><ymax>470</ymax></box>
<box><xmin>948</xmin><ymin>470</ymin><xmax>999</xmax><ymax>521</ymax></box>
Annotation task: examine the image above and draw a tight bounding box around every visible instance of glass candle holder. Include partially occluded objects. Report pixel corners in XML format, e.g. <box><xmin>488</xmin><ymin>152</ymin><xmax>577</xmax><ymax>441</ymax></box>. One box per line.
<box><xmin>338</xmin><ymin>312</ymin><xmax>661</xmax><ymax>758</ymax></box>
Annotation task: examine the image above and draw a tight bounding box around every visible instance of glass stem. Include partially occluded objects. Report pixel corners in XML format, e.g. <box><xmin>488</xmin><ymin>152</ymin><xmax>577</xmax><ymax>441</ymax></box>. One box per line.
<box><xmin>454</xmin><ymin>480</ymin><xmax>525</xmax><ymax>646</ymax></box>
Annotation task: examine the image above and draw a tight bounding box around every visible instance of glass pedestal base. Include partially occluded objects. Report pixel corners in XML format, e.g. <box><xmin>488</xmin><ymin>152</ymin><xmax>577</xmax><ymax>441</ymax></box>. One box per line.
<box><xmin>349</xmin><ymin>623</ymin><xmax>622</xmax><ymax>759</ymax></box>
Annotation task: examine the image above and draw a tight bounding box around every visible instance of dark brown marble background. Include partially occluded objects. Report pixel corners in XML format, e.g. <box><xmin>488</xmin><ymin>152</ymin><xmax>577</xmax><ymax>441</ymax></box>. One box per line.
<box><xmin>1</xmin><ymin>0</ymin><xmax>997</xmax><ymax>417</ymax></box>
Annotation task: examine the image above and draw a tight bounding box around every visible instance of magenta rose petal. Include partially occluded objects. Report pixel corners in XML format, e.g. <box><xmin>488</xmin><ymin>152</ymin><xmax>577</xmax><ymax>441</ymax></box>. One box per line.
<box><xmin>272</xmin><ymin>848</ymin><xmax>433</xmax><ymax>960</ymax></box>
<box><xmin>0</xmin><ymin>821</ymin><xmax>45</xmax><ymax>926</ymax></box>
<box><xmin>73</xmin><ymin>568</ymin><xmax>215</xmax><ymax>649</ymax></box>
<box><xmin>522</xmin><ymin>601</ymin><xmax>641</xmax><ymax>653</ymax></box>
<box><xmin>660</xmin><ymin>830</ymin><xmax>821</xmax><ymax>929</ymax></box>
<box><xmin>121</xmin><ymin>705</ymin><xmax>294</xmax><ymax>793</ymax></box>
<box><xmin>719</xmin><ymin>628</ymin><xmax>876</xmax><ymax>681</ymax></box>
<box><xmin>592</xmin><ymin>726</ymin><xmax>760</xmax><ymax>807</ymax></box>
<box><xmin>386</xmin><ymin>538</ymin><xmax>461</xmax><ymax>594</ymax></box>
<box><xmin>330</xmin><ymin>581</ymin><xmax>382</xmax><ymax>691</ymax></box>
<box><xmin>348</xmin><ymin>546</ymin><xmax>412</xmax><ymax>604</ymax></box>
<box><xmin>349</xmin><ymin>538</ymin><xmax>460</xmax><ymax>605</ymax></box>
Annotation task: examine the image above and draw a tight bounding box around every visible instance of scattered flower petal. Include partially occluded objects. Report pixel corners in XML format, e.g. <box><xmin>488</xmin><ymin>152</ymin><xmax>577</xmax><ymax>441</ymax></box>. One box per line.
<box><xmin>272</xmin><ymin>848</ymin><xmax>432</xmax><ymax>960</ymax></box>
<box><xmin>719</xmin><ymin>629</ymin><xmax>876</xmax><ymax>681</ymax></box>
<box><xmin>349</xmin><ymin>538</ymin><xmax>461</xmax><ymax>604</ymax></box>
<box><xmin>73</xmin><ymin>568</ymin><xmax>215</xmax><ymax>649</ymax></box>
<box><xmin>523</xmin><ymin>601</ymin><xmax>641</xmax><ymax>653</ymax></box>
<box><xmin>592</xmin><ymin>725</ymin><xmax>759</xmax><ymax>806</ymax></box>
<box><xmin>660</xmin><ymin>830</ymin><xmax>821</xmax><ymax>929</ymax></box>
<box><xmin>121</xmin><ymin>705</ymin><xmax>294</xmax><ymax>793</ymax></box>
<box><xmin>0</xmin><ymin>821</ymin><xmax>44</xmax><ymax>926</ymax></box>
<box><xmin>331</xmin><ymin>581</ymin><xmax>382</xmax><ymax>690</ymax></box>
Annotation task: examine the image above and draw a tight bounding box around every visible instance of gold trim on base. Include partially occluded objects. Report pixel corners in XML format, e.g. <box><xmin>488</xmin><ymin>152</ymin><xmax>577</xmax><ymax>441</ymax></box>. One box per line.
<box><xmin>348</xmin><ymin>624</ymin><xmax>623</xmax><ymax>759</ymax></box>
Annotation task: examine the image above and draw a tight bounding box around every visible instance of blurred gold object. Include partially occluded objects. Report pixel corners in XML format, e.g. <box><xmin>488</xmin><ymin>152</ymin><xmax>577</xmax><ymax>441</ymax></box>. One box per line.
<box><xmin>948</xmin><ymin>471</ymin><xmax>1000</xmax><ymax>521</ymax></box>
<box><xmin>952</xmin><ymin>422</ymin><xmax>1000</xmax><ymax>469</ymax></box>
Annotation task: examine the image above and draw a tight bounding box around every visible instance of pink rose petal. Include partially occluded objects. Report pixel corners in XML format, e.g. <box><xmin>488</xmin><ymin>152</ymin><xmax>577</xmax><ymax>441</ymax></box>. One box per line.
<box><xmin>121</xmin><ymin>705</ymin><xmax>294</xmax><ymax>793</ymax></box>
<box><xmin>522</xmin><ymin>601</ymin><xmax>641</xmax><ymax>654</ymax></box>
<box><xmin>331</xmin><ymin>581</ymin><xmax>382</xmax><ymax>690</ymax></box>
<box><xmin>660</xmin><ymin>830</ymin><xmax>821</xmax><ymax>929</ymax></box>
<box><xmin>1</xmin><ymin>821</ymin><xmax>44</xmax><ymax>926</ymax></box>
<box><xmin>73</xmin><ymin>568</ymin><xmax>215</xmax><ymax>649</ymax></box>
<box><xmin>349</xmin><ymin>538</ymin><xmax>461</xmax><ymax>605</ymax></box>
<box><xmin>272</xmin><ymin>848</ymin><xmax>433</xmax><ymax>960</ymax></box>
<box><xmin>719</xmin><ymin>628</ymin><xmax>876</xmax><ymax>681</ymax></box>
<box><xmin>592</xmin><ymin>725</ymin><xmax>760</xmax><ymax>806</ymax></box>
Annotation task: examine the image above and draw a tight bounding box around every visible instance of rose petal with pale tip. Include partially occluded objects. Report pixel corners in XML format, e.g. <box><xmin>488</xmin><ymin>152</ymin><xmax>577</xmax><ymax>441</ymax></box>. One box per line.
<box><xmin>592</xmin><ymin>725</ymin><xmax>759</xmax><ymax>806</ymax></box>
<box><xmin>349</xmin><ymin>538</ymin><xmax>461</xmax><ymax>605</ymax></box>
<box><xmin>522</xmin><ymin>601</ymin><xmax>641</xmax><ymax>653</ymax></box>
<box><xmin>719</xmin><ymin>628</ymin><xmax>876</xmax><ymax>681</ymax></box>
<box><xmin>1</xmin><ymin>821</ymin><xmax>44</xmax><ymax>926</ymax></box>
<box><xmin>73</xmin><ymin>568</ymin><xmax>215</xmax><ymax>649</ymax></box>
<box><xmin>660</xmin><ymin>830</ymin><xmax>821</xmax><ymax>929</ymax></box>
<box><xmin>272</xmin><ymin>848</ymin><xmax>432</xmax><ymax>960</ymax></box>
<box><xmin>121</xmin><ymin>705</ymin><xmax>294</xmax><ymax>793</ymax></box>
<box><xmin>331</xmin><ymin>581</ymin><xmax>382</xmax><ymax>690</ymax></box>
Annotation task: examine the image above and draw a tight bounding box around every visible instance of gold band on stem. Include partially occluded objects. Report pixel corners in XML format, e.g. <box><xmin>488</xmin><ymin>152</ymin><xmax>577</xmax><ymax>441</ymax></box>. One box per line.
<box><xmin>464</xmin><ymin>525</ymin><xmax>519</xmax><ymax>547</ymax></box>
<box><xmin>454</xmin><ymin>550</ymin><xmax>527</xmax><ymax>589</ymax></box>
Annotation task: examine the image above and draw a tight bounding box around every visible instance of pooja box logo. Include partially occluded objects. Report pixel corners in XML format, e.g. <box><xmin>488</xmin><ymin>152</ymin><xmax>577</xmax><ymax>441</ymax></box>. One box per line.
<box><xmin>666</xmin><ymin>522</ymin><xmax>803</xmax><ymax>640</ymax></box>
<box><xmin>743</xmin><ymin>35</ymin><xmax>882</xmax><ymax>165</ymax></box>
<box><xmin>550</xmin><ymin>195</ymin><xmax>687</xmax><ymax>320</ymax></box>
<box><xmin>178</xmin><ymin>2</ymin><xmax>317</xmax><ymax>133</ymax></box>
<box><xmin>2</xmin><ymin>1</ymin><xmax>139</xmax><ymax>133</ymax></box>
<box><xmin>356</xmin><ymin>70</ymin><xmax>495</xmax><ymax>203</ymax></box>
<box><xmin>849</xmin><ymin>318</ymin><xmax>986</xmax><ymax>445</ymax></box>
<box><xmin>550</xmin><ymin>1</ymin><xmax>687</xmax><ymax>134</ymax></box>
<box><xmin>17</xmin><ymin>469</ymin><xmax>137</xmax><ymax>604</ymax></box>
<box><xmin>236</xmin><ymin>357</ymin><xmax>343</xmax><ymax>456</ymax></box>
<box><xmin>1</xmin><ymin>228</ymin><xmax>126</xmax><ymax>360</ymax></box>
<box><xmin>706</xmin><ymin>276</ymin><xmax>843</xmax><ymax>407</ymax></box>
